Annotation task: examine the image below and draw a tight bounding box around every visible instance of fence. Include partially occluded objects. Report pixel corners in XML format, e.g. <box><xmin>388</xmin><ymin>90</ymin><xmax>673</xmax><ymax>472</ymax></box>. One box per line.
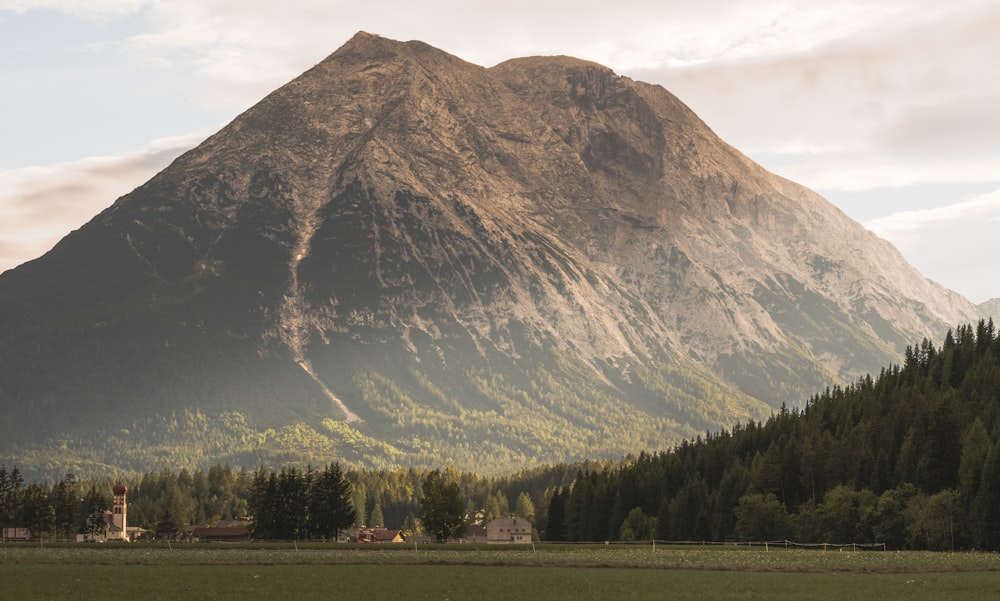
<box><xmin>550</xmin><ymin>539</ymin><xmax>888</xmax><ymax>551</ymax></box>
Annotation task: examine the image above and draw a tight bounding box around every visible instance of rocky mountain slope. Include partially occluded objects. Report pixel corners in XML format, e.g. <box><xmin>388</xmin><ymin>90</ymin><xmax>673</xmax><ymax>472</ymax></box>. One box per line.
<box><xmin>0</xmin><ymin>32</ymin><xmax>982</xmax><ymax>477</ymax></box>
<box><xmin>980</xmin><ymin>298</ymin><xmax>1000</xmax><ymax>320</ymax></box>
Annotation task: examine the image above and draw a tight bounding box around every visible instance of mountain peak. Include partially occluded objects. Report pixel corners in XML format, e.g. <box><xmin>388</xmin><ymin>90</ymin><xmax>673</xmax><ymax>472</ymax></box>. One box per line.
<box><xmin>333</xmin><ymin>30</ymin><xmax>418</xmax><ymax>54</ymax></box>
<box><xmin>322</xmin><ymin>30</ymin><xmax>467</xmax><ymax>70</ymax></box>
<box><xmin>493</xmin><ymin>54</ymin><xmax>613</xmax><ymax>73</ymax></box>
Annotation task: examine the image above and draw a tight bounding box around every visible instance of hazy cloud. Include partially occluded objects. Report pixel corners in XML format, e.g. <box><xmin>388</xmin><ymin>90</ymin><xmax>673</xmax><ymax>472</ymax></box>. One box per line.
<box><xmin>865</xmin><ymin>190</ymin><xmax>1000</xmax><ymax>303</ymax></box>
<box><xmin>644</xmin><ymin>1</ymin><xmax>1000</xmax><ymax>192</ymax></box>
<box><xmin>0</xmin><ymin>0</ymin><xmax>145</xmax><ymax>19</ymax></box>
<box><xmin>0</xmin><ymin>130</ymin><xmax>207</xmax><ymax>273</ymax></box>
<box><xmin>54</xmin><ymin>1</ymin><xmax>950</xmax><ymax>108</ymax></box>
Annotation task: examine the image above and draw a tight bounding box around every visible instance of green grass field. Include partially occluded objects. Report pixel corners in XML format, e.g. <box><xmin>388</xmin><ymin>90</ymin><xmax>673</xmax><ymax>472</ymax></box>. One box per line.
<box><xmin>2</xmin><ymin>544</ymin><xmax>999</xmax><ymax>600</ymax></box>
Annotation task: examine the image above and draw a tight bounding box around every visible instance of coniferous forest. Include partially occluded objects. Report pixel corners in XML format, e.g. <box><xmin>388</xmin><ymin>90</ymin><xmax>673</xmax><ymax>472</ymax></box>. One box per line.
<box><xmin>2</xmin><ymin>321</ymin><xmax>999</xmax><ymax>550</ymax></box>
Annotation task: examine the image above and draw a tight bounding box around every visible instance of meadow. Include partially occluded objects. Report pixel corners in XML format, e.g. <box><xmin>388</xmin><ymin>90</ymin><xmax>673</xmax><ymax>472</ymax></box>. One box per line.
<box><xmin>2</xmin><ymin>543</ymin><xmax>1000</xmax><ymax>600</ymax></box>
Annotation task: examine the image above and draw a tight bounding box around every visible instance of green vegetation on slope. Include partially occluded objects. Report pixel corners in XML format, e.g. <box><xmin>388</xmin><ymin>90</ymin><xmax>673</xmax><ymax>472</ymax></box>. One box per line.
<box><xmin>2</xmin><ymin>325</ymin><xmax>769</xmax><ymax>478</ymax></box>
<box><xmin>546</xmin><ymin>320</ymin><xmax>1000</xmax><ymax>550</ymax></box>
<box><xmin>4</xmin><ymin>322</ymin><xmax>999</xmax><ymax>553</ymax></box>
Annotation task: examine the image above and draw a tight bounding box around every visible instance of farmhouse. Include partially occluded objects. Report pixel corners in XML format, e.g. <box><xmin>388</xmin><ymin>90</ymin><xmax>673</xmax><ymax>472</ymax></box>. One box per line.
<box><xmin>2</xmin><ymin>527</ymin><xmax>30</xmax><ymax>541</ymax></box>
<box><xmin>486</xmin><ymin>517</ymin><xmax>532</xmax><ymax>544</ymax></box>
<box><xmin>463</xmin><ymin>524</ymin><xmax>487</xmax><ymax>543</ymax></box>
<box><xmin>355</xmin><ymin>527</ymin><xmax>405</xmax><ymax>543</ymax></box>
<box><xmin>189</xmin><ymin>524</ymin><xmax>252</xmax><ymax>542</ymax></box>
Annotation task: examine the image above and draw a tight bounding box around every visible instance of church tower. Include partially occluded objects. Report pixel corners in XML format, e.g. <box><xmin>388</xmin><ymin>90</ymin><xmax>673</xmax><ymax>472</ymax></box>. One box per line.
<box><xmin>112</xmin><ymin>481</ymin><xmax>128</xmax><ymax>541</ymax></box>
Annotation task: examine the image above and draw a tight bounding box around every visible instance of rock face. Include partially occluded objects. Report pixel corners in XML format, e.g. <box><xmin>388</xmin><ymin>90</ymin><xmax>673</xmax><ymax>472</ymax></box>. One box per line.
<box><xmin>0</xmin><ymin>33</ymin><xmax>982</xmax><ymax>475</ymax></box>
<box><xmin>980</xmin><ymin>298</ymin><xmax>1000</xmax><ymax>320</ymax></box>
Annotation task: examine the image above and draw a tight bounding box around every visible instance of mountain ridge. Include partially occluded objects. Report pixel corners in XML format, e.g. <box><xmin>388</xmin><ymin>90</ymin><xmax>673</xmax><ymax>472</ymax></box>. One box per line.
<box><xmin>0</xmin><ymin>32</ymin><xmax>984</xmax><ymax>477</ymax></box>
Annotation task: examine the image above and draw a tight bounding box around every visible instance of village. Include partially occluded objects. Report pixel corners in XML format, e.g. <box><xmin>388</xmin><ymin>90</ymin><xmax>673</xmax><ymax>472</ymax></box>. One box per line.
<box><xmin>2</xmin><ymin>480</ymin><xmax>536</xmax><ymax>546</ymax></box>
<box><xmin>184</xmin><ymin>516</ymin><xmax>533</xmax><ymax>545</ymax></box>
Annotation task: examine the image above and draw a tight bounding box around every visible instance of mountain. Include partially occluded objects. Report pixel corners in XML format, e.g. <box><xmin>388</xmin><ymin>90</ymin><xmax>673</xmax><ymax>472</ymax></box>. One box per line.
<box><xmin>980</xmin><ymin>298</ymin><xmax>1000</xmax><ymax>319</ymax></box>
<box><xmin>0</xmin><ymin>32</ymin><xmax>983</xmax><ymax>478</ymax></box>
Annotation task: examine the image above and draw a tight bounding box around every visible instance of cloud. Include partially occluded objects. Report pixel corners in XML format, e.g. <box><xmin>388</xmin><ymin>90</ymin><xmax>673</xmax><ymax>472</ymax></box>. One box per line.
<box><xmin>865</xmin><ymin>190</ymin><xmax>1000</xmax><ymax>303</ymax></box>
<box><xmin>865</xmin><ymin>190</ymin><xmax>1000</xmax><ymax>246</ymax></box>
<box><xmin>55</xmin><ymin>0</ymin><xmax>940</xmax><ymax>109</ymax></box>
<box><xmin>878</xmin><ymin>95</ymin><xmax>1000</xmax><ymax>161</ymax></box>
<box><xmin>0</xmin><ymin>0</ymin><xmax>145</xmax><ymax>19</ymax></box>
<box><xmin>641</xmin><ymin>1</ymin><xmax>1000</xmax><ymax>192</ymax></box>
<box><xmin>0</xmin><ymin>130</ymin><xmax>207</xmax><ymax>273</ymax></box>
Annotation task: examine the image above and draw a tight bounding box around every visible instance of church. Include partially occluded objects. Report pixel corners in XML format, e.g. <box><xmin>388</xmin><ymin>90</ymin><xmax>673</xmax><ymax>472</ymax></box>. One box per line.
<box><xmin>79</xmin><ymin>481</ymin><xmax>143</xmax><ymax>542</ymax></box>
<box><xmin>106</xmin><ymin>481</ymin><xmax>129</xmax><ymax>541</ymax></box>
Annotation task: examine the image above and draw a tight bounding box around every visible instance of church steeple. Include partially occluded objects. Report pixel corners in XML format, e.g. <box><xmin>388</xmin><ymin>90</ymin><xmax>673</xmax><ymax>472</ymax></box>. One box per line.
<box><xmin>111</xmin><ymin>481</ymin><xmax>128</xmax><ymax>540</ymax></box>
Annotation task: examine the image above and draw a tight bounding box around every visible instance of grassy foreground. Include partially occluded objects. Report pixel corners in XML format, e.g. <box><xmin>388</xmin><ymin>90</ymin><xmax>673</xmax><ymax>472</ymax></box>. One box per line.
<box><xmin>2</xmin><ymin>543</ymin><xmax>999</xmax><ymax>600</ymax></box>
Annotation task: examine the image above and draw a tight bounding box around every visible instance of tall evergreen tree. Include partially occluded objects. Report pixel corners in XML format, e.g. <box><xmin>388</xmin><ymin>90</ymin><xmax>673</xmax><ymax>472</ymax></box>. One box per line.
<box><xmin>514</xmin><ymin>491</ymin><xmax>535</xmax><ymax>522</ymax></box>
<box><xmin>0</xmin><ymin>465</ymin><xmax>24</xmax><ymax>529</ymax></box>
<box><xmin>308</xmin><ymin>463</ymin><xmax>356</xmax><ymax>539</ymax></box>
<box><xmin>21</xmin><ymin>484</ymin><xmax>54</xmax><ymax>539</ymax></box>
<box><xmin>81</xmin><ymin>485</ymin><xmax>108</xmax><ymax>541</ymax></box>
<box><xmin>419</xmin><ymin>470</ymin><xmax>466</xmax><ymax>542</ymax></box>
<box><xmin>545</xmin><ymin>488</ymin><xmax>566</xmax><ymax>541</ymax></box>
<box><xmin>52</xmin><ymin>474</ymin><xmax>80</xmax><ymax>539</ymax></box>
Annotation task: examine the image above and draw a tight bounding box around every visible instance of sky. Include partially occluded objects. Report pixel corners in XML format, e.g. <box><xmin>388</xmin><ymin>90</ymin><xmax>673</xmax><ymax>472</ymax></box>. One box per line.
<box><xmin>1</xmin><ymin>1</ymin><xmax>998</xmax><ymax>303</ymax></box>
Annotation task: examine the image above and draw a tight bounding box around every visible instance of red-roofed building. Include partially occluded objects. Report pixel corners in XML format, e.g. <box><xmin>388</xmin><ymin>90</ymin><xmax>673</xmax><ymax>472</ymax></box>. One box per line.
<box><xmin>190</xmin><ymin>525</ymin><xmax>252</xmax><ymax>542</ymax></box>
<box><xmin>356</xmin><ymin>527</ymin><xmax>405</xmax><ymax>543</ymax></box>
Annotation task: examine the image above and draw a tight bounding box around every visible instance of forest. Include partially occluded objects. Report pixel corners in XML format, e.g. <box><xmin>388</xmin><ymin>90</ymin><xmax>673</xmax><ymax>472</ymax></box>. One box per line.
<box><xmin>2</xmin><ymin>320</ymin><xmax>999</xmax><ymax>550</ymax></box>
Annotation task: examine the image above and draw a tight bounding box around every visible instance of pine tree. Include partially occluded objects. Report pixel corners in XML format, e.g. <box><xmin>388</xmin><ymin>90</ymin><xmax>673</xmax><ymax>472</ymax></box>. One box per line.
<box><xmin>0</xmin><ymin>465</ymin><xmax>23</xmax><ymax>529</ymax></box>
<box><xmin>308</xmin><ymin>463</ymin><xmax>356</xmax><ymax>539</ymax></box>
<box><xmin>81</xmin><ymin>486</ymin><xmax>108</xmax><ymax>541</ymax></box>
<box><xmin>483</xmin><ymin>490</ymin><xmax>509</xmax><ymax>522</ymax></box>
<box><xmin>52</xmin><ymin>474</ymin><xmax>80</xmax><ymax>540</ymax></box>
<box><xmin>419</xmin><ymin>470</ymin><xmax>466</xmax><ymax>542</ymax></box>
<box><xmin>514</xmin><ymin>491</ymin><xmax>535</xmax><ymax>522</ymax></box>
<box><xmin>545</xmin><ymin>489</ymin><xmax>566</xmax><ymax>541</ymax></box>
<box><xmin>368</xmin><ymin>500</ymin><xmax>385</xmax><ymax>528</ymax></box>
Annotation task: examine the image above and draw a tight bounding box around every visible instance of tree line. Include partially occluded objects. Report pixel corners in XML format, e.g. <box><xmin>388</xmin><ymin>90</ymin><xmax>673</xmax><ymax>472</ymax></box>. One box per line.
<box><xmin>543</xmin><ymin>320</ymin><xmax>1000</xmax><ymax>550</ymax></box>
<box><xmin>0</xmin><ymin>469</ymin><xmax>111</xmax><ymax>541</ymax></box>
<box><xmin>248</xmin><ymin>464</ymin><xmax>355</xmax><ymax>539</ymax></box>
<box><xmin>0</xmin><ymin>462</ymin><xmax>562</xmax><ymax>542</ymax></box>
<box><xmin>3</xmin><ymin>321</ymin><xmax>998</xmax><ymax>550</ymax></box>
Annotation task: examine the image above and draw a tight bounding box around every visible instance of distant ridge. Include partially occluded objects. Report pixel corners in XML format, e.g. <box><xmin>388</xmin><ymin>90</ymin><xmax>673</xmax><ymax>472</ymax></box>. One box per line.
<box><xmin>979</xmin><ymin>298</ymin><xmax>1000</xmax><ymax>319</ymax></box>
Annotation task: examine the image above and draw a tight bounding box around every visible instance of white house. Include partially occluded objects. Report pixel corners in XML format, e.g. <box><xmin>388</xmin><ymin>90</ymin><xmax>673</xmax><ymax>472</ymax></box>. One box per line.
<box><xmin>486</xmin><ymin>517</ymin><xmax>532</xmax><ymax>544</ymax></box>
